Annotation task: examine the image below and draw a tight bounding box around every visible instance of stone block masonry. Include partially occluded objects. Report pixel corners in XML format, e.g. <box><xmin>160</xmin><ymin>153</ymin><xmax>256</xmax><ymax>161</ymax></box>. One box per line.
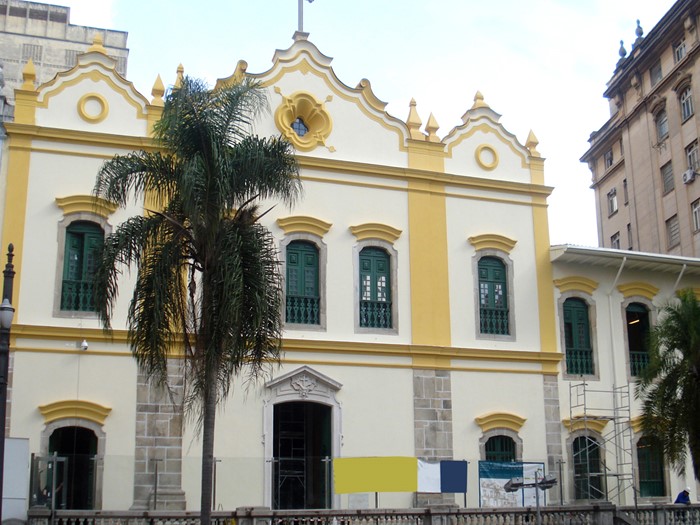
<box><xmin>131</xmin><ymin>359</ymin><xmax>186</xmax><ymax>510</ymax></box>
<box><xmin>413</xmin><ymin>369</ymin><xmax>455</xmax><ymax>507</ymax></box>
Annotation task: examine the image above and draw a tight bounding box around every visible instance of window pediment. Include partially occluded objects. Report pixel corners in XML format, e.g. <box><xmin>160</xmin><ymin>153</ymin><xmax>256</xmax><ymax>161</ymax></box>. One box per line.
<box><xmin>266</xmin><ymin>366</ymin><xmax>341</xmax><ymax>402</ymax></box>
<box><xmin>649</xmin><ymin>95</ymin><xmax>667</xmax><ymax>116</ymax></box>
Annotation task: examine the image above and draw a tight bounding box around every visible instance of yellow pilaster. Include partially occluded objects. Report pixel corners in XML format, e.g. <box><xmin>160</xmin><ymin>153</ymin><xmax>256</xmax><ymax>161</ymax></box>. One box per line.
<box><xmin>529</xmin><ymin>156</ymin><xmax>558</xmax><ymax>374</ymax></box>
<box><xmin>406</xmin><ymin>139</ymin><xmax>451</xmax><ymax>350</ymax></box>
<box><xmin>1</xmin><ymin>132</ymin><xmax>33</xmax><ymax>311</ymax></box>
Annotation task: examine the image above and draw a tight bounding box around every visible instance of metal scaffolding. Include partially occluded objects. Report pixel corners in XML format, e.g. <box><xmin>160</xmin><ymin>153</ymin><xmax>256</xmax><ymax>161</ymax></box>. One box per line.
<box><xmin>569</xmin><ymin>381</ymin><xmax>635</xmax><ymax>505</ymax></box>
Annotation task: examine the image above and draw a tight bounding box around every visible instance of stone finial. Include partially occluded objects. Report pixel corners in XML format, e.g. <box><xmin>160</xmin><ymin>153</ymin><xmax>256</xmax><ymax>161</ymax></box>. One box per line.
<box><xmin>526</xmin><ymin>130</ymin><xmax>540</xmax><ymax>157</ymax></box>
<box><xmin>21</xmin><ymin>59</ymin><xmax>36</xmax><ymax>90</ymax></box>
<box><xmin>88</xmin><ymin>34</ymin><xmax>107</xmax><ymax>54</ymax></box>
<box><xmin>406</xmin><ymin>98</ymin><xmax>424</xmax><ymax>140</ymax></box>
<box><xmin>425</xmin><ymin>113</ymin><xmax>440</xmax><ymax>143</ymax></box>
<box><xmin>471</xmin><ymin>91</ymin><xmax>490</xmax><ymax>110</ymax></box>
<box><xmin>633</xmin><ymin>20</ymin><xmax>644</xmax><ymax>48</ymax></box>
<box><xmin>174</xmin><ymin>64</ymin><xmax>185</xmax><ymax>89</ymax></box>
<box><xmin>618</xmin><ymin>40</ymin><xmax>627</xmax><ymax>59</ymax></box>
<box><xmin>151</xmin><ymin>75</ymin><xmax>165</xmax><ymax>106</ymax></box>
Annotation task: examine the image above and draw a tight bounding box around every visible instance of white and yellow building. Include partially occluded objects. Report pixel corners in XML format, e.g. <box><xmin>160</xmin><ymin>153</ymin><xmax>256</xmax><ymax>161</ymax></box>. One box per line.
<box><xmin>1</xmin><ymin>30</ymin><xmax>699</xmax><ymax>513</ymax></box>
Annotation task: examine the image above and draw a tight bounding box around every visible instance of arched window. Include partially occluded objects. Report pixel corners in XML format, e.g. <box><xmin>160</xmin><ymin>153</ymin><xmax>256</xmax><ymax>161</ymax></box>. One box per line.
<box><xmin>359</xmin><ymin>247</ymin><xmax>392</xmax><ymax>328</ymax></box>
<box><xmin>626</xmin><ymin>302</ymin><xmax>650</xmax><ymax>376</ymax></box>
<box><xmin>478</xmin><ymin>256</ymin><xmax>509</xmax><ymax>335</ymax></box>
<box><xmin>60</xmin><ymin>221</ymin><xmax>103</xmax><ymax>312</ymax></box>
<box><xmin>564</xmin><ymin>298</ymin><xmax>594</xmax><ymax>375</ymax></box>
<box><xmin>484</xmin><ymin>435</ymin><xmax>517</xmax><ymax>462</ymax></box>
<box><xmin>681</xmin><ymin>86</ymin><xmax>694</xmax><ymax>121</ymax></box>
<box><xmin>573</xmin><ymin>435</ymin><xmax>604</xmax><ymax>500</ymax></box>
<box><xmin>286</xmin><ymin>241</ymin><xmax>320</xmax><ymax>325</ymax></box>
<box><xmin>656</xmin><ymin>109</ymin><xmax>669</xmax><ymax>142</ymax></box>
<box><xmin>637</xmin><ymin>436</ymin><xmax>666</xmax><ymax>497</ymax></box>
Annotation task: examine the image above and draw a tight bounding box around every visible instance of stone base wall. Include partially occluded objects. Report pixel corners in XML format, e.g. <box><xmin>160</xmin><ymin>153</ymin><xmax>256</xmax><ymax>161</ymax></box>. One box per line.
<box><xmin>413</xmin><ymin>369</ymin><xmax>454</xmax><ymax>507</ymax></box>
<box><xmin>543</xmin><ymin>375</ymin><xmax>564</xmax><ymax>504</ymax></box>
<box><xmin>131</xmin><ymin>359</ymin><xmax>186</xmax><ymax>510</ymax></box>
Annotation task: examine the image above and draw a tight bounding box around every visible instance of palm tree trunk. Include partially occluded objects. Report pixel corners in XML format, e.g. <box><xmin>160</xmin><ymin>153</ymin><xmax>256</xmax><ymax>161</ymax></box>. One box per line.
<box><xmin>200</xmin><ymin>361</ymin><xmax>217</xmax><ymax>525</ymax></box>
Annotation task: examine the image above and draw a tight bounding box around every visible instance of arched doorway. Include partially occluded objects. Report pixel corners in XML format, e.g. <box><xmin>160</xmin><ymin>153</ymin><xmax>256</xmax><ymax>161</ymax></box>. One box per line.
<box><xmin>272</xmin><ymin>401</ymin><xmax>331</xmax><ymax>509</ymax></box>
<box><xmin>49</xmin><ymin>426</ymin><xmax>97</xmax><ymax>509</ymax></box>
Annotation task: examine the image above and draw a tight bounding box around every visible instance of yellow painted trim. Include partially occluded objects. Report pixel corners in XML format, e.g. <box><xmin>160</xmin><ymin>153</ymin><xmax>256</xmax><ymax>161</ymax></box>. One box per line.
<box><xmin>475</xmin><ymin>144</ymin><xmax>499</xmax><ymax>171</ymax></box>
<box><xmin>77</xmin><ymin>93</ymin><xmax>109</xmax><ymax>124</ymax></box>
<box><xmin>692</xmin><ymin>288</ymin><xmax>700</xmax><ymax>300</ymax></box>
<box><xmin>1</xmin><ymin>134</ymin><xmax>32</xmax><ymax>313</ymax></box>
<box><xmin>277</xmin><ymin>215</ymin><xmax>332</xmax><ymax>237</ymax></box>
<box><xmin>55</xmin><ymin>195</ymin><xmax>118</xmax><ymax>219</ymax></box>
<box><xmin>13</xmin><ymin>89</ymin><xmax>38</xmax><ymax>125</ymax></box>
<box><xmin>37</xmin><ymin>69</ymin><xmax>149</xmax><ymax>120</ymax></box>
<box><xmin>554</xmin><ymin>276</ymin><xmax>599</xmax><ymax>295</ymax></box>
<box><xmin>474</xmin><ymin>412</ymin><xmax>527</xmax><ymax>432</ymax></box>
<box><xmin>274</xmin><ymin>90</ymin><xmax>333</xmax><ymax>151</ymax></box>
<box><xmin>468</xmin><ymin>233</ymin><xmax>517</xmax><ymax>253</ymax></box>
<box><xmin>38</xmin><ymin>400</ymin><xmax>112</xmax><ymax>426</ymax></box>
<box><xmin>563</xmin><ymin>416</ymin><xmax>610</xmax><ymax>434</ymax></box>
<box><xmin>349</xmin><ymin>223</ymin><xmax>402</xmax><ymax>243</ymax></box>
<box><xmin>406</xmin><ymin>136</ymin><xmax>451</xmax><ymax>347</ymax></box>
<box><xmin>617</xmin><ymin>281</ymin><xmax>660</xmax><ymax>300</ymax></box>
<box><xmin>4</xmin><ymin>122</ymin><xmax>158</xmax><ymax>151</ymax></box>
<box><xmin>445</xmin><ymin>123</ymin><xmax>529</xmax><ymax>168</ymax></box>
<box><xmin>297</xmin><ymin>155</ymin><xmax>553</xmax><ymax>198</ymax></box>
<box><xmin>412</xmin><ymin>355</ymin><xmax>451</xmax><ymax>369</ymax></box>
<box><xmin>630</xmin><ymin>416</ymin><xmax>643</xmax><ymax>434</ymax></box>
<box><xmin>528</xmin><ymin>155</ymin><xmax>558</xmax><ymax>363</ymax></box>
<box><xmin>12</xmin><ymin>347</ymin><xmax>558</xmax><ymax>376</ymax></box>
<box><xmin>12</xmin><ymin>325</ymin><xmax>563</xmax><ymax>369</ymax></box>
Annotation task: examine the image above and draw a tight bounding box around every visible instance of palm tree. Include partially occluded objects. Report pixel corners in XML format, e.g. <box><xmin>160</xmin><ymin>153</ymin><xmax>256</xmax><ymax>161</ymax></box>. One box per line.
<box><xmin>637</xmin><ymin>288</ymin><xmax>700</xmax><ymax>482</ymax></box>
<box><xmin>93</xmin><ymin>76</ymin><xmax>301</xmax><ymax>524</ymax></box>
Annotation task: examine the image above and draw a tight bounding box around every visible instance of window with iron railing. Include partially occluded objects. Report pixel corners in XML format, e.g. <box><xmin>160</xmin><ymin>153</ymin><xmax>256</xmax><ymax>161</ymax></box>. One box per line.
<box><xmin>564</xmin><ymin>298</ymin><xmax>594</xmax><ymax>375</ymax></box>
<box><xmin>626</xmin><ymin>302</ymin><xmax>650</xmax><ymax>377</ymax></box>
<box><xmin>478</xmin><ymin>256</ymin><xmax>509</xmax><ymax>335</ymax></box>
<box><xmin>285</xmin><ymin>241</ymin><xmax>320</xmax><ymax>325</ymax></box>
<box><xmin>359</xmin><ymin>247</ymin><xmax>392</xmax><ymax>329</ymax></box>
<box><xmin>60</xmin><ymin>221</ymin><xmax>103</xmax><ymax>312</ymax></box>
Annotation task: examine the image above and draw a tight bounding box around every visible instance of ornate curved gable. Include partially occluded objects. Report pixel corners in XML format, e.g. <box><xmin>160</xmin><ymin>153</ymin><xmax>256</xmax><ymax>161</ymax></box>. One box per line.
<box><xmin>216</xmin><ymin>33</ymin><xmax>411</xmax><ymax>157</ymax></box>
<box><xmin>29</xmin><ymin>37</ymin><xmax>154</xmax><ymax>135</ymax></box>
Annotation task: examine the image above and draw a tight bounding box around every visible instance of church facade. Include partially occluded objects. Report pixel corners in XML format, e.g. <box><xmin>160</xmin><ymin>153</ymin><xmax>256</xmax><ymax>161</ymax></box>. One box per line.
<box><xmin>1</xmin><ymin>31</ymin><xmax>699</xmax><ymax>513</ymax></box>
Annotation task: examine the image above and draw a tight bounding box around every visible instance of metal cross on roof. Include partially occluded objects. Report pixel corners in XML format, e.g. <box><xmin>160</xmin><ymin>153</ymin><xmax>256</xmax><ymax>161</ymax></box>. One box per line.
<box><xmin>298</xmin><ymin>0</ymin><xmax>315</xmax><ymax>32</ymax></box>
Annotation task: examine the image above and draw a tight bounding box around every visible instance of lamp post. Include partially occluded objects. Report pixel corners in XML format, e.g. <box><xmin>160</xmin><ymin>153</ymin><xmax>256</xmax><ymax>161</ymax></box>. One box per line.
<box><xmin>0</xmin><ymin>243</ymin><xmax>15</xmax><ymax>524</ymax></box>
<box><xmin>504</xmin><ymin>470</ymin><xmax>557</xmax><ymax>525</ymax></box>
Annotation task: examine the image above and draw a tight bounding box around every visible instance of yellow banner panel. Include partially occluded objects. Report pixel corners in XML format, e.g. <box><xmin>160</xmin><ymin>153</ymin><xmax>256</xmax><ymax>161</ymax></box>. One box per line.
<box><xmin>333</xmin><ymin>457</ymin><xmax>418</xmax><ymax>494</ymax></box>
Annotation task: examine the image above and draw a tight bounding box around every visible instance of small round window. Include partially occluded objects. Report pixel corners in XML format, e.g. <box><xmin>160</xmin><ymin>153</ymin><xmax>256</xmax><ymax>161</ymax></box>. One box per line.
<box><xmin>291</xmin><ymin>117</ymin><xmax>308</xmax><ymax>137</ymax></box>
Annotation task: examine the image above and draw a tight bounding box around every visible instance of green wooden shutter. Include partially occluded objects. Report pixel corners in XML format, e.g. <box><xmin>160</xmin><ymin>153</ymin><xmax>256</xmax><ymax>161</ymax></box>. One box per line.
<box><xmin>359</xmin><ymin>247</ymin><xmax>391</xmax><ymax>328</ymax></box>
<box><xmin>563</xmin><ymin>298</ymin><xmax>594</xmax><ymax>375</ymax></box>
<box><xmin>637</xmin><ymin>437</ymin><xmax>665</xmax><ymax>497</ymax></box>
<box><xmin>478</xmin><ymin>257</ymin><xmax>509</xmax><ymax>335</ymax></box>
<box><xmin>61</xmin><ymin>222</ymin><xmax>103</xmax><ymax>312</ymax></box>
<box><xmin>286</xmin><ymin>241</ymin><xmax>319</xmax><ymax>324</ymax></box>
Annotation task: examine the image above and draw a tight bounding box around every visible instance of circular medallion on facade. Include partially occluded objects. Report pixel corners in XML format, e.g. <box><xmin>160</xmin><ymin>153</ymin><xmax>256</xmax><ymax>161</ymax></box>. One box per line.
<box><xmin>77</xmin><ymin>93</ymin><xmax>109</xmax><ymax>124</ymax></box>
<box><xmin>475</xmin><ymin>144</ymin><xmax>499</xmax><ymax>171</ymax></box>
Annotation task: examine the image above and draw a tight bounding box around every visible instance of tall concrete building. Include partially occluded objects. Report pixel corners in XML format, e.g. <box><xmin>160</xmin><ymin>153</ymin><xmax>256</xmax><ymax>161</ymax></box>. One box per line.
<box><xmin>582</xmin><ymin>0</ymin><xmax>700</xmax><ymax>256</ymax></box>
<box><xmin>0</xmin><ymin>0</ymin><xmax>128</xmax><ymax>119</ymax></box>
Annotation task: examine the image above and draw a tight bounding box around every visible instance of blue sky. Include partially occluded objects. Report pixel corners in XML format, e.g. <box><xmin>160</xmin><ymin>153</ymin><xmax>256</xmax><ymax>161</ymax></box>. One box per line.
<box><xmin>60</xmin><ymin>0</ymin><xmax>676</xmax><ymax>246</ymax></box>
